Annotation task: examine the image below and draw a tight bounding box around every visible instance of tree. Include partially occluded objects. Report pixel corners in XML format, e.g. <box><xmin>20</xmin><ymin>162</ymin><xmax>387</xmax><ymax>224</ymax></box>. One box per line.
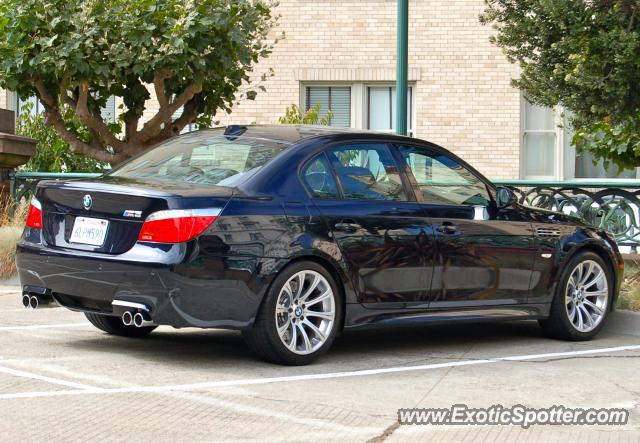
<box><xmin>16</xmin><ymin>102</ymin><xmax>106</xmax><ymax>173</ymax></box>
<box><xmin>481</xmin><ymin>0</ymin><xmax>640</xmax><ymax>169</ymax></box>
<box><xmin>279</xmin><ymin>104</ymin><xmax>333</xmax><ymax>125</ymax></box>
<box><xmin>0</xmin><ymin>0</ymin><xmax>278</xmax><ymax>166</ymax></box>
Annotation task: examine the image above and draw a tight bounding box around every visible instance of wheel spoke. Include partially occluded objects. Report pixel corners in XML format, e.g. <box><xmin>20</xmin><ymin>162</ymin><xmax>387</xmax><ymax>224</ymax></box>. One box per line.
<box><xmin>298</xmin><ymin>323</ymin><xmax>312</xmax><ymax>352</ymax></box>
<box><xmin>306</xmin><ymin>290</ymin><xmax>332</xmax><ymax>308</ymax></box>
<box><xmin>583</xmin><ymin>269</ymin><xmax>603</xmax><ymax>290</ymax></box>
<box><xmin>568</xmin><ymin>303</ymin><xmax>576</xmax><ymax>323</ymax></box>
<box><xmin>302</xmin><ymin>319</ymin><xmax>326</xmax><ymax>342</ymax></box>
<box><xmin>583</xmin><ymin>299</ymin><xmax>604</xmax><ymax>317</ymax></box>
<box><xmin>277</xmin><ymin>317</ymin><xmax>291</xmax><ymax>335</ymax></box>
<box><xmin>579</xmin><ymin>262</ymin><xmax>594</xmax><ymax>286</ymax></box>
<box><xmin>288</xmin><ymin>322</ymin><xmax>298</xmax><ymax>351</ymax></box>
<box><xmin>294</xmin><ymin>273</ymin><xmax>305</xmax><ymax>300</ymax></box>
<box><xmin>575</xmin><ymin>305</ymin><xmax>584</xmax><ymax>330</ymax></box>
<box><xmin>585</xmin><ymin>289</ymin><xmax>608</xmax><ymax>298</ymax></box>
<box><xmin>300</xmin><ymin>274</ymin><xmax>321</xmax><ymax>302</ymax></box>
<box><xmin>579</xmin><ymin>304</ymin><xmax>594</xmax><ymax>328</ymax></box>
<box><xmin>305</xmin><ymin>310</ymin><xmax>334</xmax><ymax>321</ymax></box>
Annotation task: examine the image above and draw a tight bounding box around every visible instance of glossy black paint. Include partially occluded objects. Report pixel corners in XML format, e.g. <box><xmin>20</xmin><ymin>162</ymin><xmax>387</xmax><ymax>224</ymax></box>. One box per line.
<box><xmin>16</xmin><ymin>125</ymin><xmax>623</xmax><ymax>331</ymax></box>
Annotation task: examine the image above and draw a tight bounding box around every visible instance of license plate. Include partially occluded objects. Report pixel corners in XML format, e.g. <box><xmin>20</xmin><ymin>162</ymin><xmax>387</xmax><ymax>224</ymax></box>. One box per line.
<box><xmin>69</xmin><ymin>217</ymin><xmax>109</xmax><ymax>246</ymax></box>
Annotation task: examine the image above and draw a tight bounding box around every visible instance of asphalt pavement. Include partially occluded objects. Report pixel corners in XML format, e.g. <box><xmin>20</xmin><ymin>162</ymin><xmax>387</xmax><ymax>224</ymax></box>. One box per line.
<box><xmin>0</xmin><ymin>282</ymin><xmax>638</xmax><ymax>442</ymax></box>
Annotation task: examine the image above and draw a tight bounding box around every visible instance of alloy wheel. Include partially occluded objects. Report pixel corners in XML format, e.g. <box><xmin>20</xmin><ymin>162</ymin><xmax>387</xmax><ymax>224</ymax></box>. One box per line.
<box><xmin>565</xmin><ymin>260</ymin><xmax>608</xmax><ymax>333</ymax></box>
<box><xmin>275</xmin><ymin>270</ymin><xmax>336</xmax><ymax>355</ymax></box>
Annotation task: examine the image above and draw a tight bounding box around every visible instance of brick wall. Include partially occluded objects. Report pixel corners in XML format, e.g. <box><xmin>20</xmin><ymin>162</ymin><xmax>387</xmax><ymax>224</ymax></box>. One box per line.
<box><xmin>213</xmin><ymin>0</ymin><xmax>522</xmax><ymax>179</ymax></box>
<box><xmin>0</xmin><ymin>0</ymin><xmax>522</xmax><ymax>179</ymax></box>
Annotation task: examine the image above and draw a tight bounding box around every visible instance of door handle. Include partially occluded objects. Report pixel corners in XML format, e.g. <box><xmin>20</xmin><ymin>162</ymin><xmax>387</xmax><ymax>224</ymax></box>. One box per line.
<box><xmin>437</xmin><ymin>222</ymin><xmax>457</xmax><ymax>234</ymax></box>
<box><xmin>334</xmin><ymin>220</ymin><xmax>361</xmax><ymax>233</ymax></box>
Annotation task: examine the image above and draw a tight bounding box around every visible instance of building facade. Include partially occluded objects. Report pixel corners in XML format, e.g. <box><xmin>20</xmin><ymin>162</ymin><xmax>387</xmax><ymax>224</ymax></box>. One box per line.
<box><xmin>1</xmin><ymin>0</ymin><xmax>635</xmax><ymax>180</ymax></box>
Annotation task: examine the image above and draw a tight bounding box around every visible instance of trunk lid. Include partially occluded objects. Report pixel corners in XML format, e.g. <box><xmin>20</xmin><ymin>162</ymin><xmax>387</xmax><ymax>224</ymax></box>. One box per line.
<box><xmin>38</xmin><ymin>176</ymin><xmax>232</xmax><ymax>254</ymax></box>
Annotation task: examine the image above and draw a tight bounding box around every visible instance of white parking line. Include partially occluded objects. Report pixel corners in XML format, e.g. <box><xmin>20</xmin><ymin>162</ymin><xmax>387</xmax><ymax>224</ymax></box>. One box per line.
<box><xmin>0</xmin><ymin>344</ymin><xmax>638</xmax><ymax>400</ymax></box>
<box><xmin>0</xmin><ymin>365</ymin><xmax>99</xmax><ymax>390</ymax></box>
<box><xmin>0</xmin><ymin>323</ymin><xmax>88</xmax><ymax>332</ymax></box>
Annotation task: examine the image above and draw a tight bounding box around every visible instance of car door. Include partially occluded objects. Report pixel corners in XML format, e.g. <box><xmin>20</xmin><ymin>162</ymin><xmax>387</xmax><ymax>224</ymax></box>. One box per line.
<box><xmin>396</xmin><ymin>144</ymin><xmax>537</xmax><ymax>308</ymax></box>
<box><xmin>302</xmin><ymin>143</ymin><xmax>436</xmax><ymax>308</ymax></box>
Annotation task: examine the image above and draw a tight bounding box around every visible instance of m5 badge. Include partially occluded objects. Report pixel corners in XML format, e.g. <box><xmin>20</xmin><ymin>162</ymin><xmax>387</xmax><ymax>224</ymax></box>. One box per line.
<box><xmin>123</xmin><ymin>210</ymin><xmax>142</xmax><ymax>218</ymax></box>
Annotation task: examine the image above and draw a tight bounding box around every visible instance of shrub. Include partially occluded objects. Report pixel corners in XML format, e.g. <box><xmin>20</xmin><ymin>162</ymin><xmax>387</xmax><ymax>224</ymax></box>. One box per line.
<box><xmin>0</xmin><ymin>199</ymin><xmax>27</xmax><ymax>279</ymax></box>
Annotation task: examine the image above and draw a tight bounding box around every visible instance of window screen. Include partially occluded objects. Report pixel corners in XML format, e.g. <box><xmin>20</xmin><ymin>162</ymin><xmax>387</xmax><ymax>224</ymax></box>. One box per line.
<box><xmin>306</xmin><ymin>86</ymin><xmax>351</xmax><ymax>127</ymax></box>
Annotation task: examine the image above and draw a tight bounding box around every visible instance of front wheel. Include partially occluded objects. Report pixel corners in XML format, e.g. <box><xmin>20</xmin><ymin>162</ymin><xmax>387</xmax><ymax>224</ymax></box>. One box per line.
<box><xmin>243</xmin><ymin>261</ymin><xmax>342</xmax><ymax>365</ymax></box>
<box><xmin>539</xmin><ymin>251</ymin><xmax>612</xmax><ymax>341</ymax></box>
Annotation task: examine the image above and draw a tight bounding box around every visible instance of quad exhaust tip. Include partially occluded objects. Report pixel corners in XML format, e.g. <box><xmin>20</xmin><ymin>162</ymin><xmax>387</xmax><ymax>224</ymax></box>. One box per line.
<box><xmin>22</xmin><ymin>292</ymin><xmax>55</xmax><ymax>310</ymax></box>
<box><xmin>122</xmin><ymin>311</ymin><xmax>133</xmax><ymax>326</ymax></box>
<box><xmin>133</xmin><ymin>312</ymin><xmax>154</xmax><ymax>328</ymax></box>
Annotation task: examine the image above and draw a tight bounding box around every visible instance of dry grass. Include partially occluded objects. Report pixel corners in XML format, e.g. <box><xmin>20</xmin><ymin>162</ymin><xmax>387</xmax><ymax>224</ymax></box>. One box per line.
<box><xmin>0</xmin><ymin>199</ymin><xmax>27</xmax><ymax>279</ymax></box>
<box><xmin>618</xmin><ymin>261</ymin><xmax>640</xmax><ymax>311</ymax></box>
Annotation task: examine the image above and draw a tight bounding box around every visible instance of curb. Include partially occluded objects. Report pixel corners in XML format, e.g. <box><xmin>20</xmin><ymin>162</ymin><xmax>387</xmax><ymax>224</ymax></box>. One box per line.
<box><xmin>605</xmin><ymin>310</ymin><xmax>640</xmax><ymax>337</ymax></box>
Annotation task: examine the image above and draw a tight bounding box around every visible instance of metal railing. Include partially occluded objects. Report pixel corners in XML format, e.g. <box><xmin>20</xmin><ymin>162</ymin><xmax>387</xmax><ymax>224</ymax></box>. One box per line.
<box><xmin>8</xmin><ymin>173</ymin><xmax>640</xmax><ymax>252</ymax></box>
<box><xmin>495</xmin><ymin>180</ymin><xmax>640</xmax><ymax>253</ymax></box>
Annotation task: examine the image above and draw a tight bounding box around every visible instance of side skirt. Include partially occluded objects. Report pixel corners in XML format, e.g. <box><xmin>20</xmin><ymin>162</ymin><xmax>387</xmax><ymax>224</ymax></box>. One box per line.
<box><xmin>343</xmin><ymin>303</ymin><xmax>551</xmax><ymax>330</ymax></box>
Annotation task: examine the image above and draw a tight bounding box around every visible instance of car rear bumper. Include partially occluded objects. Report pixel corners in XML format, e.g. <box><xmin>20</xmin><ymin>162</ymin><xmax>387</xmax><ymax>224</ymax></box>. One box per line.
<box><xmin>16</xmin><ymin>238</ymin><xmax>270</xmax><ymax>330</ymax></box>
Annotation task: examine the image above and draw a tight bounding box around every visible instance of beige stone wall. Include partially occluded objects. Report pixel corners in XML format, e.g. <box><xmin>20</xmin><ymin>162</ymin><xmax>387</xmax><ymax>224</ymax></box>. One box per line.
<box><xmin>0</xmin><ymin>89</ymin><xmax>8</xmax><ymax>110</ymax></box>
<box><xmin>1</xmin><ymin>1</ymin><xmax>523</xmax><ymax>179</ymax></box>
<box><xmin>214</xmin><ymin>0</ymin><xmax>521</xmax><ymax>179</ymax></box>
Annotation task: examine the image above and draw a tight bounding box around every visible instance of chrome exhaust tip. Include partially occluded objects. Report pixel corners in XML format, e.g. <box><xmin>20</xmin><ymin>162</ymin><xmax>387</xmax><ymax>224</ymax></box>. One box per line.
<box><xmin>122</xmin><ymin>311</ymin><xmax>133</xmax><ymax>326</ymax></box>
<box><xmin>22</xmin><ymin>287</ymin><xmax>56</xmax><ymax>309</ymax></box>
<box><xmin>133</xmin><ymin>312</ymin><xmax>154</xmax><ymax>328</ymax></box>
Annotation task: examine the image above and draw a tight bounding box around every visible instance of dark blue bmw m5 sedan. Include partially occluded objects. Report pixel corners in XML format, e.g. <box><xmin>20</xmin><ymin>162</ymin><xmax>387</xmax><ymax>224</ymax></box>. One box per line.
<box><xmin>16</xmin><ymin>125</ymin><xmax>623</xmax><ymax>365</ymax></box>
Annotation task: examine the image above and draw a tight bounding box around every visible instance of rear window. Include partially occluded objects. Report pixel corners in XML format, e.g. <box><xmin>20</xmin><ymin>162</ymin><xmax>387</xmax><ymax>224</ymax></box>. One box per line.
<box><xmin>109</xmin><ymin>130</ymin><xmax>289</xmax><ymax>186</ymax></box>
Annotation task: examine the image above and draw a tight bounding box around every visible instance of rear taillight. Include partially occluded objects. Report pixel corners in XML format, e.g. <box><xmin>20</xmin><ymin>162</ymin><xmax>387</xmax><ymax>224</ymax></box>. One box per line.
<box><xmin>25</xmin><ymin>197</ymin><xmax>43</xmax><ymax>229</ymax></box>
<box><xmin>137</xmin><ymin>208</ymin><xmax>221</xmax><ymax>243</ymax></box>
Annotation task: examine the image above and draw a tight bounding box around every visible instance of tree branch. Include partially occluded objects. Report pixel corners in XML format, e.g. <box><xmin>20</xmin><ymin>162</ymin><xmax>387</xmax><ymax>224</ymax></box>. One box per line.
<box><xmin>73</xmin><ymin>80</ymin><xmax>128</xmax><ymax>153</ymax></box>
<box><xmin>33</xmin><ymin>79</ymin><xmax>126</xmax><ymax>165</ymax></box>
<box><xmin>133</xmin><ymin>81</ymin><xmax>202</xmax><ymax>144</ymax></box>
<box><xmin>153</xmin><ymin>69</ymin><xmax>172</xmax><ymax>110</ymax></box>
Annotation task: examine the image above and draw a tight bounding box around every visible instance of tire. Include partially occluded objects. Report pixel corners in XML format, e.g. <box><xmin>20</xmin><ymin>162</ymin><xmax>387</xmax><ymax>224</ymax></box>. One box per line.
<box><xmin>84</xmin><ymin>312</ymin><xmax>157</xmax><ymax>337</ymax></box>
<box><xmin>242</xmin><ymin>261</ymin><xmax>343</xmax><ymax>365</ymax></box>
<box><xmin>539</xmin><ymin>251</ymin><xmax>613</xmax><ymax>341</ymax></box>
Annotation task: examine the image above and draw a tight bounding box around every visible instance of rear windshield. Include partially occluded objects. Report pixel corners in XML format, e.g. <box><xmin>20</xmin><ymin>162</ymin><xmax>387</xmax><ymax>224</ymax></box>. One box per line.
<box><xmin>109</xmin><ymin>130</ymin><xmax>289</xmax><ymax>186</ymax></box>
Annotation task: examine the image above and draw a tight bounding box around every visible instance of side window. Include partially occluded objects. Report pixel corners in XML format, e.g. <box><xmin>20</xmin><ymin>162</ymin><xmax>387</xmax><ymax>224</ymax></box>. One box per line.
<box><xmin>302</xmin><ymin>154</ymin><xmax>340</xmax><ymax>199</ymax></box>
<box><xmin>398</xmin><ymin>146</ymin><xmax>491</xmax><ymax>206</ymax></box>
<box><xmin>327</xmin><ymin>144</ymin><xmax>406</xmax><ymax>201</ymax></box>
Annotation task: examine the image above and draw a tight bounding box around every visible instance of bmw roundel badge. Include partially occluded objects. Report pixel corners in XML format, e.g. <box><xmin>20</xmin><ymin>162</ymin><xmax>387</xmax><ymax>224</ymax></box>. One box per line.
<box><xmin>82</xmin><ymin>194</ymin><xmax>92</xmax><ymax>210</ymax></box>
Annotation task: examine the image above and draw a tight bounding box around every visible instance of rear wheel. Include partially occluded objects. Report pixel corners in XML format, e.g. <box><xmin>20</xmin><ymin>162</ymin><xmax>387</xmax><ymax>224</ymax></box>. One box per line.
<box><xmin>539</xmin><ymin>251</ymin><xmax>612</xmax><ymax>341</ymax></box>
<box><xmin>84</xmin><ymin>312</ymin><xmax>156</xmax><ymax>337</ymax></box>
<box><xmin>243</xmin><ymin>261</ymin><xmax>342</xmax><ymax>365</ymax></box>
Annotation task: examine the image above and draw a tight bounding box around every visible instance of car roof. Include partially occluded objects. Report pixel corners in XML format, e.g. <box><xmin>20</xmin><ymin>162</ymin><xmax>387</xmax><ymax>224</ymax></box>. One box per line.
<box><xmin>189</xmin><ymin>124</ymin><xmax>417</xmax><ymax>146</ymax></box>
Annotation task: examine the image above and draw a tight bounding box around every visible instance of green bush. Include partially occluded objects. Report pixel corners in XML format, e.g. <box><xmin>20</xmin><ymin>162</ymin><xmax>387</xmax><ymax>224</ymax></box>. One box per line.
<box><xmin>279</xmin><ymin>104</ymin><xmax>333</xmax><ymax>125</ymax></box>
<box><xmin>16</xmin><ymin>102</ymin><xmax>107</xmax><ymax>173</ymax></box>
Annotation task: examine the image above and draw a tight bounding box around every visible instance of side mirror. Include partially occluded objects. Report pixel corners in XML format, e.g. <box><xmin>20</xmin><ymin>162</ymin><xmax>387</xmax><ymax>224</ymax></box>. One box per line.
<box><xmin>496</xmin><ymin>186</ymin><xmax>517</xmax><ymax>208</ymax></box>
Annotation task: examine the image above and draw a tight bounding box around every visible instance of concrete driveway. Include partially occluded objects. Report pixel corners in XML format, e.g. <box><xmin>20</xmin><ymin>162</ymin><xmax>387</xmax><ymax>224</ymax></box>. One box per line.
<box><xmin>0</xmin><ymin>284</ymin><xmax>638</xmax><ymax>442</ymax></box>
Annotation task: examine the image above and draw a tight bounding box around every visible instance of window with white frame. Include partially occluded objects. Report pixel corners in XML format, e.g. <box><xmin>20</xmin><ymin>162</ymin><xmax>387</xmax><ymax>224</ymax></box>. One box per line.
<box><xmin>15</xmin><ymin>95</ymin><xmax>44</xmax><ymax>116</ymax></box>
<box><xmin>305</xmin><ymin>86</ymin><xmax>351</xmax><ymax>127</ymax></box>
<box><xmin>303</xmin><ymin>83</ymin><xmax>416</xmax><ymax>135</ymax></box>
<box><xmin>522</xmin><ymin>97</ymin><xmax>638</xmax><ymax>180</ymax></box>
<box><xmin>367</xmin><ymin>86</ymin><xmax>413</xmax><ymax>136</ymax></box>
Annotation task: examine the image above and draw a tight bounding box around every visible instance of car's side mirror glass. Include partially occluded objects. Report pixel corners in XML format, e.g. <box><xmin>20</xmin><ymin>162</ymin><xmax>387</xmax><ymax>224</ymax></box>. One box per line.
<box><xmin>496</xmin><ymin>186</ymin><xmax>517</xmax><ymax>208</ymax></box>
